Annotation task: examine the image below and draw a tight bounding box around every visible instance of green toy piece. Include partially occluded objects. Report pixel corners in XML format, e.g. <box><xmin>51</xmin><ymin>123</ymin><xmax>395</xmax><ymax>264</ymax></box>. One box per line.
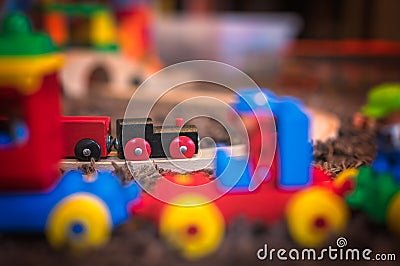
<box><xmin>361</xmin><ymin>83</ymin><xmax>400</xmax><ymax>119</ymax></box>
<box><xmin>0</xmin><ymin>13</ymin><xmax>57</xmax><ymax>56</ymax></box>
<box><xmin>346</xmin><ymin>166</ymin><xmax>400</xmax><ymax>223</ymax></box>
<box><xmin>46</xmin><ymin>2</ymin><xmax>108</xmax><ymax>16</ymax></box>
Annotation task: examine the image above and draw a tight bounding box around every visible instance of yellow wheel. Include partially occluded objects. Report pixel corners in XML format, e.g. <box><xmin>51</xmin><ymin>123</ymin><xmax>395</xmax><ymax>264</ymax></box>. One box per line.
<box><xmin>333</xmin><ymin>168</ymin><xmax>359</xmax><ymax>189</ymax></box>
<box><xmin>159</xmin><ymin>194</ymin><xmax>225</xmax><ymax>260</ymax></box>
<box><xmin>387</xmin><ymin>192</ymin><xmax>400</xmax><ymax>237</ymax></box>
<box><xmin>46</xmin><ymin>193</ymin><xmax>112</xmax><ymax>251</ymax></box>
<box><xmin>286</xmin><ymin>187</ymin><xmax>348</xmax><ymax>247</ymax></box>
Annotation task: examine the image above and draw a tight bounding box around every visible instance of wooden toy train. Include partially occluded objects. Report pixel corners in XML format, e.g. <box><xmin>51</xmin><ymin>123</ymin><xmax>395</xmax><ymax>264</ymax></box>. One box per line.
<box><xmin>61</xmin><ymin>116</ymin><xmax>199</xmax><ymax>161</ymax></box>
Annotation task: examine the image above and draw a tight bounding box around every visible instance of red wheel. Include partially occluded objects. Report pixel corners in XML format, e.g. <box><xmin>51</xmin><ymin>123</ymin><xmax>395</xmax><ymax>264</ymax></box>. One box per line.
<box><xmin>124</xmin><ymin>138</ymin><xmax>151</xmax><ymax>161</ymax></box>
<box><xmin>169</xmin><ymin>136</ymin><xmax>196</xmax><ymax>159</ymax></box>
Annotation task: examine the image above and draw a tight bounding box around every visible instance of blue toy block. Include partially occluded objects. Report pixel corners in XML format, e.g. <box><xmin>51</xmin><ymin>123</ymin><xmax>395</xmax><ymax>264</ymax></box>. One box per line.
<box><xmin>215</xmin><ymin>149</ymin><xmax>252</xmax><ymax>192</ymax></box>
<box><xmin>221</xmin><ymin>88</ymin><xmax>312</xmax><ymax>191</ymax></box>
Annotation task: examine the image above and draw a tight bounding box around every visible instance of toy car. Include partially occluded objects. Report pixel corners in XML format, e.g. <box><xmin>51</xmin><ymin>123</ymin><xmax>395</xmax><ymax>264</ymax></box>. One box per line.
<box><xmin>132</xmin><ymin>89</ymin><xmax>351</xmax><ymax>259</ymax></box>
<box><xmin>0</xmin><ymin>170</ymin><xmax>140</xmax><ymax>250</ymax></box>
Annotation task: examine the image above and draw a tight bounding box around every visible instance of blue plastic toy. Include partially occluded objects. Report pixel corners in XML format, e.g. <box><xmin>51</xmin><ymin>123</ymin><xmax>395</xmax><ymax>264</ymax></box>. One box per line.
<box><xmin>0</xmin><ymin>170</ymin><xmax>140</xmax><ymax>250</ymax></box>
<box><xmin>217</xmin><ymin>88</ymin><xmax>312</xmax><ymax>191</ymax></box>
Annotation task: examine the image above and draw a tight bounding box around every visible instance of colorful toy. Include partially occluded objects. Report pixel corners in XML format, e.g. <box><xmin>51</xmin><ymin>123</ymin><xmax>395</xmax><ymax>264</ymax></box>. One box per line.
<box><xmin>0</xmin><ymin>12</ymin><xmax>64</xmax><ymax>190</ymax></box>
<box><xmin>41</xmin><ymin>1</ymin><xmax>160</xmax><ymax>99</ymax></box>
<box><xmin>112</xmin><ymin>0</ymin><xmax>155</xmax><ymax>64</ymax></box>
<box><xmin>360</xmin><ymin>83</ymin><xmax>400</xmax><ymax>181</ymax></box>
<box><xmin>61</xmin><ymin>116</ymin><xmax>199</xmax><ymax>161</ymax></box>
<box><xmin>346</xmin><ymin>167</ymin><xmax>400</xmax><ymax>236</ymax></box>
<box><xmin>345</xmin><ymin>83</ymin><xmax>400</xmax><ymax>237</ymax></box>
<box><xmin>116</xmin><ymin>117</ymin><xmax>199</xmax><ymax>160</ymax></box>
<box><xmin>0</xmin><ymin>13</ymin><xmax>140</xmax><ymax>250</ymax></box>
<box><xmin>132</xmin><ymin>89</ymin><xmax>351</xmax><ymax>259</ymax></box>
<box><xmin>61</xmin><ymin>116</ymin><xmax>113</xmax><ymax>161</ymax></box>
<box><xmin>44</xmin><ymin>3</ymin><xmax>118</xmax><ymax>51</ymax></box>
<box><xmin>0</xmin><ymin>170</ymin><xmax>140</xmax><ymax>250</ymax></box>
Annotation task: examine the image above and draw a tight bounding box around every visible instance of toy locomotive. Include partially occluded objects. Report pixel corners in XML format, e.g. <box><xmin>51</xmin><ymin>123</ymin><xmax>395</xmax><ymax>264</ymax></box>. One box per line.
<box><xmin>115</xmin><ymin>118</ymin><xmax>199</xmax><ymax>160</ymax></box>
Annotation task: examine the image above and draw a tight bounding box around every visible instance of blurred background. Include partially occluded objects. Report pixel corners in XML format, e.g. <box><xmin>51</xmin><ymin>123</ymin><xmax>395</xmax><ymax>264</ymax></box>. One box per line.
<box><xmin>2</xmin><ymin>0</ymin><xmax>400</xmax><ymax>124</ymax></box>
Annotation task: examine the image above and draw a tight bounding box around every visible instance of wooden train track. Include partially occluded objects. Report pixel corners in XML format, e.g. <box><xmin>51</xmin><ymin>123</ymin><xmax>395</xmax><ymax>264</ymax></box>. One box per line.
<box><xmin>61</xmin><ymin>146</ymin><xmax>238</xmax><ymax>173</ymax></box>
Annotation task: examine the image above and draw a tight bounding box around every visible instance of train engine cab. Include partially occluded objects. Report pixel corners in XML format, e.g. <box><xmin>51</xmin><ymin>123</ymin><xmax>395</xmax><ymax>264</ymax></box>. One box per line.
<box><xmin>0</xmin><ymin>13</ymin><xmax>64</xmax><ymax>190</ymax></box>
<box><xmin>61</xmin><ymin>116</ymin><xmax>113</xmax><ymax>161</ymax></box>
<box><xmin>116</xmin><ymin>118</ymin><xmax>199</xmax><ymax>160</ymax></box>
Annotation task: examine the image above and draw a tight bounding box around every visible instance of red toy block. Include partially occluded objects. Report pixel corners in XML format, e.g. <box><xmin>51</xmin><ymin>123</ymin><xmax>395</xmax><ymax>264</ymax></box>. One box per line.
<box><xmin>61</xmin><ymin>116</ymin><xmax>112</xmax><ymax>161</ymax></box>
<box><xmin>0</xmin><ymin>73</ymin><xmax>63</xmax><ymax>191</ymax></box>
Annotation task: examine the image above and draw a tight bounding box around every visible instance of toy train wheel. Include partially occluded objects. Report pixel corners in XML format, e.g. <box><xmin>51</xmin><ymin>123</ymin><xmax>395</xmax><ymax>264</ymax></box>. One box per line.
<box><xmin>169</xmin><ymin>136</ymin><xmax>196</xmax><ymax>159</ymax></box>
<box><xmin>106</xmin><ymin>134</ymin><xmax>114</xmax><ymax>153</ymax></box>
<box><xmin>124</xmin><ymin>138</ymin><xmax>151</xmax><ymax>161</ymax></box>
<box><xmin>46</xmin><ymin>193</ymin><xmax>111</xmax><ymax>251</ymax></box>
<box><xmin>286</xmin><ymin>187</ymin><xmax>348</xmax><ymax>247</ymax></box>
<box><xmin>387</xmin><ymin>192</ymin><xmax>400</xmax><ymax>237</ymax></box>
<box><xmin>74</xmin><ymin>138</ymin><xmax>101</xmax><ymax>161</ymax></box>
<box><xmin>159</xmin><ymin>194</ymin><xmax>225</xmax><ymax>259</ymax></box>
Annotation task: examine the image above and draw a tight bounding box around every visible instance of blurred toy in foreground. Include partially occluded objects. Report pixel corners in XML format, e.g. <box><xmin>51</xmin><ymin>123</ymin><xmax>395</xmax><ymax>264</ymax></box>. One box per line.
<box><xmin>133</xmin><ymin>89</ymin><xmax>352</xmax><ymax>259</ymax></box>
<box><xmin>347</xmin><ymin>83</ymin><xmax>400</xmax><ymax>236</ymax></box>
<box><xmin>353</xmin><ymin>83</ymin><xmax>400</xmax><ymax>180</ymax></box>
<box><xmin>0</xmin><ymin>13</ymin><xmax>140</xmax><ymax>251</ymax></box>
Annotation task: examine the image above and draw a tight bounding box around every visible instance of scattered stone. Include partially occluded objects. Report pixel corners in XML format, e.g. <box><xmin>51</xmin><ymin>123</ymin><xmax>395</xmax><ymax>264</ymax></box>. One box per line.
<box><xmin>314</xmin><ymin>118</ymin><xmax>376</xmax><ymax>176</ymax></box>
<box><xmin>77</xmin><ymin>157</ymin><xmax>97</xmax><ymax>175</ymax></box>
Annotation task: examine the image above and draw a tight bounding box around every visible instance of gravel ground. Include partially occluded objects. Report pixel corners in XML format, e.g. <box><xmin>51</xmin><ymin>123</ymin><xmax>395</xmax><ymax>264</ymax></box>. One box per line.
<box><xmin>1</xmin><ymin>88</ymin><xmax>398</xmax><ymax>265</ymax></box>
<box><xmin>1</xmin><ymin>117</ymin><xmax>399</xmax><ymax>266</ymax></box>
<box><xmin>313</xmin><ymin>119</ymin><xmax>376</xmax><ymax>176</ymax></box>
